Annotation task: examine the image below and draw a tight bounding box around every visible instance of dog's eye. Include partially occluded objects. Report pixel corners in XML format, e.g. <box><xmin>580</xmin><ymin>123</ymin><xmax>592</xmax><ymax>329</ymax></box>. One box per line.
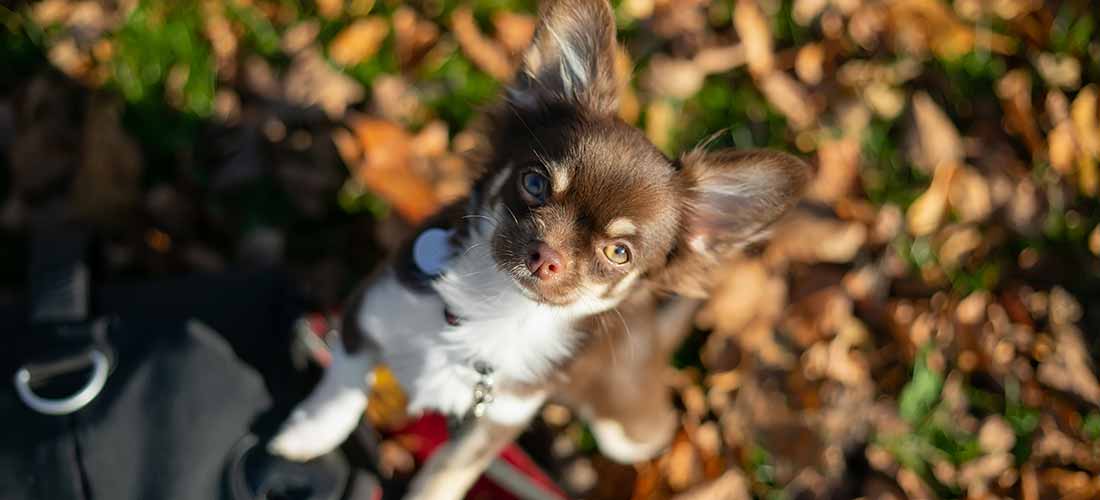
<box><xmin>602</xmin><ymin>243</ymin><xmax>631</xmax><ymax>265</ymax></box>
<box><xmin>520</xmin><ymin>172</ymin><xmax>549</xmax><ymax>204</ymax></box>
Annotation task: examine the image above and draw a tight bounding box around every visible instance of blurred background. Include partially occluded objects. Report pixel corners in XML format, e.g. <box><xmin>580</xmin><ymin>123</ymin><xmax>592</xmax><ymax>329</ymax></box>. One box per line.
<box><xmin>2</xmin><ymin>0</ymin><xmax>1099</xmax><ymax>498</ymax></box>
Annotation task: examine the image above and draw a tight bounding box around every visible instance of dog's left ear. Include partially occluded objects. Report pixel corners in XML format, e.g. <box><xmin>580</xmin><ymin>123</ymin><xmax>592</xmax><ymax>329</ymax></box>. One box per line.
<box><xmin>508</xmin><ymin>0</ymin><xmax>618</xmax><ymax>115</ymax></box>
<box><xmin>652</xmin><ymin>149</ymin><xmax>810</xmax><ymax>297</ymax></box>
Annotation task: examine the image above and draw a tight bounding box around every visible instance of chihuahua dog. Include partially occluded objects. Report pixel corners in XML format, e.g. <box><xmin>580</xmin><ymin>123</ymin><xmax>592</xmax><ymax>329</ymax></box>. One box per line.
<box><xmin>269</xmin><ymin>0</ymin><xmax>809</xmax><ymax>497</ymax></box>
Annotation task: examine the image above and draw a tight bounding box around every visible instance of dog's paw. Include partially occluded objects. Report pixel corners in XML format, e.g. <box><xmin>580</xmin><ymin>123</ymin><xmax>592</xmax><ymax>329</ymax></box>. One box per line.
<box><xmin>590</xmin><ymin>416</ymin><xmax>675</xmax><ymax>464</ymax></box>
<box><xmin>267</xmin><ymin>392</ymin><xmax>367</xmax><ymax>461</ymax></box>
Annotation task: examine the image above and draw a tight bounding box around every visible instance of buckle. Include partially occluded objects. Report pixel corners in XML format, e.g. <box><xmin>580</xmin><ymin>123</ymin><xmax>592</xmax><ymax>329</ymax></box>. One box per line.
<box><xmin>13</xmin><ymin>318</ymin><xmax>113</xmax><ymax>416</ymax></box>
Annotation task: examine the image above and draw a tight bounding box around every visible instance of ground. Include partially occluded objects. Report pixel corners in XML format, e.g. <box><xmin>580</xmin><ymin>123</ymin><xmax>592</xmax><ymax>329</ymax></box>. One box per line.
<box><xmin>1</xmin><ymin>0</ymin><xmax>1100</xmax><ymax>498</ymax></box>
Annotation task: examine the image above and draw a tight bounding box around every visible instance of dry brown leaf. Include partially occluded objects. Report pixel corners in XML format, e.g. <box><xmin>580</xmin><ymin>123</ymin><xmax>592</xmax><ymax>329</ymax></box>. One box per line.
<box><xmin>328</xmin><ymin>17</ymin><xmax>389</xmax><ymax>66</ymax></box>
<box><xmin>615</xmin><ymin>46</ymin><xmax>640</xmax><ymax>124</ymax></box>
<box><xmin>864</xmin><ymin>83</ymin><xmax>906</xmax><ymax>119</ymax></box>
<box><xmin>769</xmin><ymin>209</ymin><xmax>868</xmax><ymax>263</ymax></box>
<box><xmin>906</xmin><ymin>161</ymin><xmax>958</xmax><ymax>236</ymax></box>
<box><xmin>366</xmin><ymin>365</ymin><xmax>409</xmax><ymax>428</ymax></box>
<box><xmin>644</xmin><ymin>56</ymin><xmax>705</xmax><ymax>100</ymax></box>
<box><xmin>956</xmin><ymin>290</ymin><xmax>990</xmax><ymax>325</ymax></box>
<box><xmin>1048</xmin><ymin>122</ymin><xmax>1077</xmax><ymax>176</ymax></box>
<box><xmin>757</xmin><ymin>71</ymin><xmax>817</xmax><ymax>130</ymax></box>
<box><xmin>957</xmin><ymin>452</ymin><xmax>1013</xmax><ymax>495</ymax></box>
<box><xmin>794</xmin><ymin>43</ymin><xmax>825</xmax><ymax>85</ymax></box>
<box><xmin>346</xmin><ymin>116</ymin><xmax>440</xmax><ymax>224</ymax></box>
<box><xmin>1037</xmin><ymin>325</ymin><xmax>1100</xmax><ymax>405</ymax></box>
<box><xmin>284</xmin><ymin>48</ymin><xmax>365</xmax><ymax>119</ymax></box>
<box><xmin>316</xmin><ymin>0</ymin><xmax>343</xmax><ymax>19</ymax></box>
<box><xmin>664</xmin><ymin>436</ymin><xmax>703</xmax><ymax>491</ymax></box>
<box><xmin>792</xmin><ymin>0</ymin><xmax>827</xmax><ymax>26</ymax></box>
<box><xmin>911</xmin><ymin>91</ymin><xmax>963</xmax><ymax>172</ymax></box>
<box><xmin>491</xmin><ymin>11</ymin><xmax>536</xmax><ymax>55</ymax></box>
<box><xmin>696</xmin><ymin>258</ymin><xmax>769</xmax><ymax>334</ymax></box>
<box><xmin>937</xmin><ymin>224</ymin><xmax>981</xmax><ymax>269</ymax></box>
<box><xmin>669</xmin><ymin>469</ymin><xmax>750</xmax><ymax>500</ymax></box>
<box><xmin>281</xmin><ymin>20</ymin><xmax>321</xmax><ymax>54</ymax></box>
<box><xmin>32</xmin><ymin>0</ymin><xmax>73</xmax><ymax>26</ymax></box>
<box><xmin>1037</xmin><ymin>52</ymin><xmax>1082</xmax><ymax>90</ymax></box>
<box><xmin>452</xmin><ymin>6</ymin><xmax>513</xmax><ymax>81</ymax></box>
<box><xmin>996</xmin><ymin>69</ymin><xmax>1044</xmax><ymax>157</ymax></box>
<box><xmin>733</xmin><ymin>0</ymin><xmax>774</xmax><ymax>77</ymax></box>
<box><xmin>645</xmin><ymin>100</ymin><xmax>676</xmax><ymax>152</ymax></box>
<box><xmin>410</xmin><ymin>120</ymin><xmax>449</xmax><ymax>159</ymax></box>
<box><xmin>371</xmin><ymin>75</ymin><xmax>424</xmax><ymax>124</ymax></box>
<box><xmin>947</xmin><ymin>166</ymin><xmax>992</xmax><ymax>223</ymax></box>
<box><xmin>808</xmin><ymin>136</ymin><xmax>860</xmax><ymax>203</ymax></box>
<box><xmin>978</xmin><ymin>416</ymin><xmax>1015</xmax><ymax>454</ymax></box>
<box><xmin>394</xmin><ymin>6</ymin><xmax>440</xmax><ymax>68</ymax></box>
<box><xmin>693</xmin><ymin>44</ymin><xmax>746</xmax><ymax>75</ymax></box>
<box><xmin>1071</xmin><ymin>85</ymin><xmax>1100</xmax><ymax>156</ymax></box>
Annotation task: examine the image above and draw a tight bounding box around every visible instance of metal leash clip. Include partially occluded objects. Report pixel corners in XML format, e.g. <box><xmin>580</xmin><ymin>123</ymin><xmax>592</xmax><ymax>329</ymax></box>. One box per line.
<box><xmin>14</xmin><ymin>319</ymin><xmax>113</xmax><ymax>416</ymax></box>
<box><xmin>469</xmin><ymin>360</ymin><xmax>495</xmax><ymax>419</ymax></box>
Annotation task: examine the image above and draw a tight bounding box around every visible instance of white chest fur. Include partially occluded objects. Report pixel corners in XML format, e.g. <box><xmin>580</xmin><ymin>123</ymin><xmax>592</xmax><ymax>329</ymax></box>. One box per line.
<box><xmin>355</xmin><ymin>219</ymin><xmax>597</xmax><ymax>423</ymax></box>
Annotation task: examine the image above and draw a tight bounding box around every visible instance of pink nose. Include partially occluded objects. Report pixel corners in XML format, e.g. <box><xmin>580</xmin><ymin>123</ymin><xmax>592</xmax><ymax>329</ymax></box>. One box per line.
<box><xmin>526</xmin><ymin>242</ymin><xmax>566</xmax><ymax>280</ymax></box>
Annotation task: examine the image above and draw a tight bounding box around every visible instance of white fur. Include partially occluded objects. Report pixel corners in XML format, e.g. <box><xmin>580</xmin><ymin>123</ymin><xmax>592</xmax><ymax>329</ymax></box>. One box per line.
<box><xmin>605</xmin><ymin>217</ymin><xmax>637</xmax><ymax>236</ymax></box>
<box><xmin>267</xmin><ymin>345</ymin><xmax>373</xmax><ymax>460</ymax></box>
<box><xmin>589</xmin><ymin>417</ymin><xmax>674</xmax><ymax>464</ymax></box>
<box><xmin>270</xmin><ymin>200</ymin><xmax>625</xmax><ymax>461</ymax></box>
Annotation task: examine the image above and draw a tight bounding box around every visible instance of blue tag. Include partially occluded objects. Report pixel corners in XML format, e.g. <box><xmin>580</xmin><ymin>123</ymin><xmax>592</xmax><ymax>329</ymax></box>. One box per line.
<box><xmin>412</xmin><ymin>228</ymin><xmax>453</xmax><ymax>276</ymax></box>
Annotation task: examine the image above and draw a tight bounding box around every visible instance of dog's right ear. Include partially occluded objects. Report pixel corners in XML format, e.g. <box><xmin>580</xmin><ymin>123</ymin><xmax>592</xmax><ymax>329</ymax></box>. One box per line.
<box><xmin>508</xmin><ymin>0</ymin><xmax>619</xmax><ymax>115</ymax></box>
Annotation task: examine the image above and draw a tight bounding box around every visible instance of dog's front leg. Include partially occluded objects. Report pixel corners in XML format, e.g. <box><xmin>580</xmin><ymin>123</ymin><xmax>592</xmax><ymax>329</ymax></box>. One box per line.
<box><xmin>403</xmin><ymin>417</ymin><xmax>527</xmax><ymax>500</ymax></box>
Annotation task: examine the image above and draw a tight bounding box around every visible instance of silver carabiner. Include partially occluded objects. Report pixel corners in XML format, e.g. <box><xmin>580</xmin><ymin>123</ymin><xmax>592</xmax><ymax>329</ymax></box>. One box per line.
<box><xmin>14</xmin><ymin>348</ymin><xmax>110</xmax><ymax>415</ymax></box>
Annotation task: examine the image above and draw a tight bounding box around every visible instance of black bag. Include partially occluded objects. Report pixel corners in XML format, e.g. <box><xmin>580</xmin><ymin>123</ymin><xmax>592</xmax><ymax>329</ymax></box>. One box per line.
<box><xmin>0</xmin><ymin>223</ymin><xmax>380</xmax><ymax>500</ymax></box>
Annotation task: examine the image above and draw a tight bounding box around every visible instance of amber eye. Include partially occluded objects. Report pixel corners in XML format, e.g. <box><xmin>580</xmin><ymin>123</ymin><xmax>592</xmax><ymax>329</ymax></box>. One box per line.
<box><xmin>602</xmin><ymin>243</ymin><xmax>631</xmax><ymax>265</ymax></box>
<box><xmin>520</xmin><ymin>172</ymin><xmax>550</xmax><ymax>204</ymax></box>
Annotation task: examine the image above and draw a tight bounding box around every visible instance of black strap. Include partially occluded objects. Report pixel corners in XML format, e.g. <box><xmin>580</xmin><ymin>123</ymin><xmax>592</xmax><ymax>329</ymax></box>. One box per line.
<box><xmin>21</xmin><ymin>217</ymin><xmax>103</xmax><ymax>369</ymax></box>
<box><xmin>29</xmin><ymin>223</ymin><xmax>91</xmax><ymax>327</ymax></box>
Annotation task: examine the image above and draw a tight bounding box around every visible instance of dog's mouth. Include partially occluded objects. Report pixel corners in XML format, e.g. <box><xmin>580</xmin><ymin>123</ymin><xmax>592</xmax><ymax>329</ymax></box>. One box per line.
<box><xmin>505</xmin><ymin>269</ymin><xmax>578</xmax><ymax>307</ymax></box>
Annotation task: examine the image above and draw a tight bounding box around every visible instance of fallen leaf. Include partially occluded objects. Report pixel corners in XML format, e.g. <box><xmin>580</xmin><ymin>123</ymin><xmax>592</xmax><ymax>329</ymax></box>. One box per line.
<box><xmin>328</xmin><ymin>17</ymin><xmax>389</xmax><ymax>66</ymax></box>
<box><xmin>808</xmin><ymin>136</ymin><xmax>860</xmax><ymax>202</ymax></box>
<box><xmin>733</xmin><ymin>0</ymin><xmax>774</xmax><ymax>77</ymax></box>
<box><xmin>284</xmin><ymin>48</ymin><xmax>365</xmax><ymax>119</ymax></box>
<box><xmin>769</xmin><ymin>208</ymin><xmax>868</xmax><ymax>263</ymax></box>
<box><xmin>693</xmin><ymin>44</ymin><xmax>745</xmax><ymax>75</ymax></box>
<box><xmin>394</xmin><ymin>6</ymin><xmax>439</xmax><ymax>68</ymax></box>
<box><xmin>757</xmin><ymin>71</ymin><xmax>817</xmax><ymax>130</ymax></box>
<box><xmin>910</xmin><ymin>91</ymin><xmax>963</xmax><ymax>173</ymax></box>
<box><xmin>452</xmin><ymin>6</ymin><xmax>513</xmax><ymax>81</ymax></box>
<box><xmin>1037</xmin><ymin>325</ymin><xmax>1100</xmax><ymax>405</ymax></box>
<box><xmin>670</xmin><ymin>469</ymin><xmax>750</xmax><ymax>500</ymax></box>
<box><xmin>346</xmin><ymin>116</ymin><xmax>440</xmax><ymax>224</ymax></box>
<box><xmin>644</xmin><ymin>56</ymin><xmax>705</xmax><ymax>100</ymax></box>
<box><xmin>316</xmin><ymin>0</ymin><xmax>343</xmax><ymax>19</ymax></box>
<box><xmin>947</xmin><ymin>166</ymin><xmax>992</xmax><ymax>222</ymax></box>
<box><xmin>996</xmin><ymin>69</ymin><xmax>1044</xmax><ymax>157</ymax></box>
<box><xmin>281</xmin><ymin>20</ymin><xmax>321</xmax><ymax>54</ymax></box>
<box><xmin>907</xmin><ymin>161</ymin><xmax>958</xmax><ymax>236</ymax></box>
<box><xmin>491</xmin><ymin>10</ymin><xmax>536</xmax><ymax>55</ymax></box>
<box><xmin>978</xmin><ymin>415</ymin><xmax>1016</xmax><ymax>454</ymax></box>
<box><xmin>794</xmin><ymin>43</ymin><xmax>825</xmax><ymax>85</ymax></box>
<box><xmin>1036</xmin><ymin>52</ymin><xmax>1081</xmax><ymax>90</ymax></box>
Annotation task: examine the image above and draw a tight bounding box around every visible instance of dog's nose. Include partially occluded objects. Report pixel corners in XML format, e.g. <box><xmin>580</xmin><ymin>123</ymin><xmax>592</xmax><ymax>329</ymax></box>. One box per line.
<box><xmin>526</xmin><ymin>242</ymin><xmax>566</xmax><ymax>280</ymax></box>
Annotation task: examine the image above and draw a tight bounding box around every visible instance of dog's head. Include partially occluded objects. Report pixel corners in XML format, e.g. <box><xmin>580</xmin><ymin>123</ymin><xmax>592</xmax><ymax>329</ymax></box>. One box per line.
<box><xmin>469</xmin><ymin>0</ymin><xmax>809</xmax><ymax>309</ymax></box>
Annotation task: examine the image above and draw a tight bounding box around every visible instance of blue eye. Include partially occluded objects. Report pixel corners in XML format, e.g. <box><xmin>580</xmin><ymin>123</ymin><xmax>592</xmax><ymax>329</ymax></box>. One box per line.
<box><xmin>521</xmin><ymin>172</ymin><xmax>549</xmax><ymax>203</ymax></box>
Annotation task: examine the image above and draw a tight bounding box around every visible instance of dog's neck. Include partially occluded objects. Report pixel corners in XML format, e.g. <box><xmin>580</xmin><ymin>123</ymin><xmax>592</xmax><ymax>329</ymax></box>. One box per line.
<box><xmin>411</xmin><ymin>198</ymin><xmax>621</xmax><ymax>385</ymax></box>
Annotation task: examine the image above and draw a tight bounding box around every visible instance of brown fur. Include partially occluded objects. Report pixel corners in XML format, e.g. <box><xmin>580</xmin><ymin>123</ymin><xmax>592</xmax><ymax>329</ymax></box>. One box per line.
<box><xmin>366</xmin><ymin>0</ymin><xmax>810</xmax><ymax>481</ymax></box>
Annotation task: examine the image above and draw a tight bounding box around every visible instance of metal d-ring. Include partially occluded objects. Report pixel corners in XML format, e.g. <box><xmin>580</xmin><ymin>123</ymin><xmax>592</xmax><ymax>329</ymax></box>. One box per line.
<box><xmin>14</xmin><ymin>348</ymin><xmax>110</xmax><ymax>415</ymax></box>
